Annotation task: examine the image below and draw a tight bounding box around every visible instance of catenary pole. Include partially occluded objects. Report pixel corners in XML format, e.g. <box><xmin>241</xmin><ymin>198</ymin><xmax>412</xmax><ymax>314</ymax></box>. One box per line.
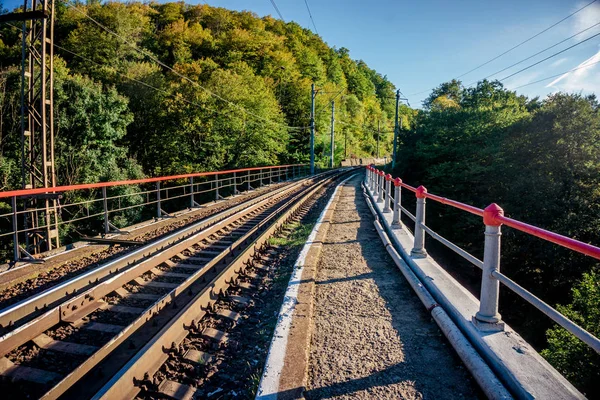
<box><xmin>330</xmin><ymin>100</ymin><xmax>335</xmax><ymax>168</ymax></box>
<box><xmin>310</xmin><ymin>83</ymin><xmax>315</xmax><ymax>175</ymax></box>
<box><xmin>393</xmin><ymin>89</ymin><xmax>399</xmax><ymax>169</ymax></box>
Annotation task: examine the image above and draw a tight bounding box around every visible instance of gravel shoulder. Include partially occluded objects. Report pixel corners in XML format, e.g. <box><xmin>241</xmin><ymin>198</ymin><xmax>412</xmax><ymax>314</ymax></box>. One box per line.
<box><xmin>306</xmin><ymin>175</ymin><xmax>480</xmax><ymax>399</ymax></box>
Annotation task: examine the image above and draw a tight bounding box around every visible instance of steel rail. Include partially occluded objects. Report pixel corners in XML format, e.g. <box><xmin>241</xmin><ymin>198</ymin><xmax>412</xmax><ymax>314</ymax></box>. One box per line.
<box><xmin>0</xmin><ymin>191</ymin><xmax>272</xmax><ymax>357</ymax></box>
<box><xmin>92</xmin><ymin>170</ymin><xmax>340</xmax><ymax>400</ymax></box>
<box><xmin>0</xmin><ymin>176</ymin><xmax>311</xmax><ymax>331</ymax></box>
<box><xmin>38</xmin><ymin>174</ymin><xmax>335</xmax><ymax>400</ymax></box>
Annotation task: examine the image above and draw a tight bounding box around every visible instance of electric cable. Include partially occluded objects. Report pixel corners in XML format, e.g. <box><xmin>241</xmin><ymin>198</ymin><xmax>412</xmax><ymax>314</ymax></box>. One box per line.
<box><xmin>465</xmin><ymin>20</ymin><xmax>600</xmax><ymax>86</ymax></box>
<box><xmin>498</xmin><ymin>30</ymin><xmax>600</xmax><ymax>82</ymax></box>
<box><xmin>511</xmin><ymin>59</ymin><xmax>600</xmax><ymax>89</ymax></box>
<box><xmin>268</xmin><ymin>0</ymin><xmax>284</xmax><ymax>20</ymax></box>
<box><xmin>303</xmin><ymin>0</ymin><xmax>319</xmax><ymax>35</ymax></box>
<box><xmin>456</xmin><ymin>0</ymin><xmax>598</xmax><ymax>79</ymax></box>
<box><xmin>407</xmin><ymin>0</ymin><xmax>598</xmax><ymax>96</ymax></box>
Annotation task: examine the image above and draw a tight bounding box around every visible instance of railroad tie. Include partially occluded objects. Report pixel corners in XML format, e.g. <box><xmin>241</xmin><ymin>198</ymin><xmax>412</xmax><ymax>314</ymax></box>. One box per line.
<box><xmin>0</xmin><ymin>357</ymin><xmax>62</xmax><ymax>385</ymax></box>
<box><xmin>157</xmin><ymin>379</ymin><xmax>195</xmax><ymax>400</ymax></box>
<box><xmin>32</xmin><ymin>333</ymin><xmax>98</xmax><ymax>356</ymax></box>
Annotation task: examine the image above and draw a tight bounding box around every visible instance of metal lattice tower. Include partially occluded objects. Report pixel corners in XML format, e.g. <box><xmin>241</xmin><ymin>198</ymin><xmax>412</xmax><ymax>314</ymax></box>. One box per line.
<box><xmin>1</xmin><ymin>0</ymin><xmax>60</xmax><ymax>255</ymax></box>
<box><xmin>23</xmin><ymin>0</ymin><xmax>59</xmax><ymax>253</ymax></box>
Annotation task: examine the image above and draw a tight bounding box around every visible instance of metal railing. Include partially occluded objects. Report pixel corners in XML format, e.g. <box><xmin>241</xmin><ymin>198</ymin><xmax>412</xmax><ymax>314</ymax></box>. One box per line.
<box><xmin>0</xmin><ymin>164</ymin><xmax>309</xmax><ymax>264</ymax></box>
<box><xmin>365</xmin><ymin>165</ymin><xmax>600</xmax><ymax>354</ymax></box>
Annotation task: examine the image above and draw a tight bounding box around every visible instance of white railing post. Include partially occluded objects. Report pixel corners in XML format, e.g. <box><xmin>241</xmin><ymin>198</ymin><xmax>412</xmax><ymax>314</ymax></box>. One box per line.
<box><xmin>370</xmin><ymin>167</ymin><xmax>376</xmax><ymax>191</ymax></box>
<box><xmin>377</xmin><ymin>171</ymin><xmax>384</xmax><ymax>203</ymax></box>
<box><xmin>410</xmin><ymin>185</ymin><xmax>428</xmax><ymax>258</ymax></box>
<box><xmin>189</xmin><ymin>177</ymin><xmax>195</xmax><ymax>208</ymax></box>
<box><xmin>215</xmin><ymin>174</ymin><xmax>220</xmax><ymax>201</ymax></box>
<box><xmin>12</xmin><ymin>196</ymin><xmax>19</xmax><ymax>262</ymax></box>
<box><xmin>392</xmin><ymin>178</ymin><xmax>402</xmax><ymax>227</ymax></box>
<box><xmin>102</xmin><ymin>186</ymin><xmax>110</xmax><ymax>233</ymax></box>
<box><xmin>383</xmin><ymin>174</ymin><xmax>392</xmax><ymax>213</ymax></box>
<box><xmin>474</xmin><ymin>203</ymin><xmax>504</xmax><ymax>330</ymax></box>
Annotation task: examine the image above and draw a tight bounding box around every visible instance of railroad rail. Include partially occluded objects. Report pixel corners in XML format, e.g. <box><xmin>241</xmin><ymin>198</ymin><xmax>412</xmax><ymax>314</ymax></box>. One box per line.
<box><xmin>0</xmin><ymin>168</ymin><xmax>348</xmax><ymax>399</ymax></box>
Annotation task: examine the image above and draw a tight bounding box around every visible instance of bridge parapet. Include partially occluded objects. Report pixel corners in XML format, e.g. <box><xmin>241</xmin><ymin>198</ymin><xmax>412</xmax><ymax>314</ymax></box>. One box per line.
<box><xmin>0</xmin><ymin>164</ymin><xmax>309</xmax><ymax>265</ymax></box>
<box><xmin>365</xmin><ymin>165</ymin><xmax>597</xmax><ymax>399</ymax></box>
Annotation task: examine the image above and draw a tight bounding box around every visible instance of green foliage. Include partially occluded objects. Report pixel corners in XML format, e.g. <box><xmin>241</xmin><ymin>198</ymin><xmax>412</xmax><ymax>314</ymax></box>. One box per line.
<box><xmin>542</xmin><ymin>272</ymin><xmax>600</xmax><ymax>396</ymax></box>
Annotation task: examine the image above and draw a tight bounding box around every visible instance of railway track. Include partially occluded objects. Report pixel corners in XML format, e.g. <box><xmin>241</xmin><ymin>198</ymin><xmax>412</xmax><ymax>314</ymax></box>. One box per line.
<box><xmin>0</xmin><ymin>169</ymin><xmax>348</xmax><ymax>399</ymax></box>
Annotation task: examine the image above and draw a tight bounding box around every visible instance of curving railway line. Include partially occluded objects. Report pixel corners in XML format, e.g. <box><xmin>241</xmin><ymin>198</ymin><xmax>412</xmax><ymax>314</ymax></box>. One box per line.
<box><xmin>0</xmin><ymin>169</ymin><xmax>350</xmax><ymax>399</ymax></box>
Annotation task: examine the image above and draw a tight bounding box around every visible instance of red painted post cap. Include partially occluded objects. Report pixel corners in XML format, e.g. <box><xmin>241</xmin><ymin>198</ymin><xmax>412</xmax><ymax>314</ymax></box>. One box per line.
<box><xmin>385</xmin><ymin>173</ymin><xmax>392</xmax><ymax>181</ymax></box>
<box><xmin>416</xmin><ymin>185</ymin><xmax>428</xmax><ymax>199</ymax></box>
<box><xmin>483</xmin><ymin>203</ymin><xmax>504</xmax><ymax>226</ymax></box>
<box><xmin>394</xmin><ymin>177</ymin><xmax>403</xmax><ymax>186</ymax></box>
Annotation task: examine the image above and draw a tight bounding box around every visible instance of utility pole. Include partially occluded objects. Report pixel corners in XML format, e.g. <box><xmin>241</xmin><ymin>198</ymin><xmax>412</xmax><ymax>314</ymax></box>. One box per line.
<box><xmin>330</xmin><ymin>100</ymin><xmax>335</xmax><ymax>168</ymax></box>
<box><xmin>393</xmin><ymin>89</ymin><xmax>399</xmax><ymax>169</ymax></box>
<box><xmin>377</xmin><ymin>121</ymin><xmax>380</xmax><ymax>159</ymax></box>
<box><xmin>344</xmin><ymin>130</ymin><xmax>347</xmax><ymax>158</ymax></box>
<box><xmin>310</xmin><ymin>83</ymin><xmax>316</xmax><ymax>175</ymax></box>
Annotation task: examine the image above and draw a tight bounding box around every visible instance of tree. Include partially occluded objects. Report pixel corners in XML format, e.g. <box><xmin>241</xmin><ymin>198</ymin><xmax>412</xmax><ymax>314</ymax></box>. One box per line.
<box><xmin>542</xmin><ymin>271</ymin><xmax>600</xmax><ymax>396</ymax></box>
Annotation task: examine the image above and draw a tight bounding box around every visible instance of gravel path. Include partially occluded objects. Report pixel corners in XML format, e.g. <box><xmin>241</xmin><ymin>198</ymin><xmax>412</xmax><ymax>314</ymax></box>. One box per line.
<box><xmin>306</xmin><ymin>176</ymin><xmax>480</xmax><ymax>399</ymax></box>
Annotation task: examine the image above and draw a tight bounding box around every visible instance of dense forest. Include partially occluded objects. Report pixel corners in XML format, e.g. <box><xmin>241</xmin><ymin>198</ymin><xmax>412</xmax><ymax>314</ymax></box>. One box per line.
<box><xmin>0</xmin><ymin>0</ymin><xmax>410</xmax><ymax>189</ymax></box>
<box><xmin>394</xmin><ymin>79</ymin><xmax>599</xmax><ymax>395</ymax></box>
<box><xmin>0</xmin><ymin>0</ymin><xmax>599</xmax><ymax>396</ymax></box>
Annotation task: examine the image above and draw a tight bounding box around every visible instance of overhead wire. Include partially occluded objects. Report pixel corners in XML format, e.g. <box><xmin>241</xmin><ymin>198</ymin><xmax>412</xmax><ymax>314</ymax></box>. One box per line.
<box><xmin>456</xmin><ymin>0</ymin><xmax>598</xmax><ymax>79</ymax></box>
<box><xmin>64</xmin><ymin>1</ymin><xmax>307</xmax><ymax>131</ymax></box>
<box><xmin>510</xmin><ymin>59</ymin><xmax>600</xmax><ymax>89</ymax></box>
<box><xmin>498</xmin><ymin>30</ymin><xmax>600</xmax><ymax>82</ymax></box>
<box><xmin>268</xmin><ymin>0</ymin><xmax>284</xmax><ymax>21</ymax></box>
<box><xmin>303</xmin><ymin>0</ymin><xmax>319</xmax><ymax>35</ymax></box>
<box><xmin>465</xmin><ymin>20</ymin><xmax>600</xmax><ymax>86</ymax></box>
<box><xmin>407</xmin><ymin>0</ymin><xmax>598</xmax><ymax>97</ymax></box>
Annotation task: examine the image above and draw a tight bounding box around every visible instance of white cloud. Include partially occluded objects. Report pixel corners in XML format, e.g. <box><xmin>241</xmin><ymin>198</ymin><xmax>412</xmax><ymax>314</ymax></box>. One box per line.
<box><xmin>550</xmin><ymin>58</ymin><xmax>569</xmax><ymax>67</ymax></box>
<box><xmin>546</xmin><ymin>48</ymin><xmax>600</xmax><ymax>92</ymax></box>
<box><xmin>572</xmin><ymin>2</ymin><xmax>600</xmax><ymax>39</ymax></box>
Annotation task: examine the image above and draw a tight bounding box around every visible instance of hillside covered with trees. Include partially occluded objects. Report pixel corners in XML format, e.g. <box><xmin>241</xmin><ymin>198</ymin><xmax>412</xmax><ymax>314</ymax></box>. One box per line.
<box><xmin>0</xmin><ymin>0</ymin><xmax>411</xmax><ymax>189</ymax></box>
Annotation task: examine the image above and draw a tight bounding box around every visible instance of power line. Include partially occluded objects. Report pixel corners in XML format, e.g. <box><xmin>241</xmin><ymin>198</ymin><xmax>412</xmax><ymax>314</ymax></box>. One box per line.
<box><xmin>407</xmin><ymin>0</ymin><xmax>598</xmax><ymax>97</ymax></box>
<box><xmin>268</xmin><ymin>0</ymin><xmax>284</xmax><ymax>20</ymax></box>
<box><xmin>456</xmin><ymin>0</ymin><xmax>597</xmax><ymax>79</ymax></box>
<box><xmin>303</xmin><ymin>0</ymin><xmax>319</xmax><ymax>35</ymax></box>
<box><xmin>511</xmin><ymin>59</ymin><xmax>600</xmax><ymax>89</ymax></box>
<box><xmin>64</xmin><ymin>2</ymin><xmax>306</xmax><ymax>131</ymax></box>
<box><xmin>499</xmin><ymin>30</ymin><xmax>600</xmax><ymax>82</ymax></box>
<box><xmin>467</xmin><ymin>20</ymin><xmax>600</xmax><ymax>86</ymax></box>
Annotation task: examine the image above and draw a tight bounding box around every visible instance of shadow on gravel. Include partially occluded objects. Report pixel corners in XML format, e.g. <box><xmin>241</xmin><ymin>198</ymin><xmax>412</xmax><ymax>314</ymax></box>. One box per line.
<box><xmin>303</xmin><ymin>176</ymin><xmax>480</xmax><ymax>399</ymax></box>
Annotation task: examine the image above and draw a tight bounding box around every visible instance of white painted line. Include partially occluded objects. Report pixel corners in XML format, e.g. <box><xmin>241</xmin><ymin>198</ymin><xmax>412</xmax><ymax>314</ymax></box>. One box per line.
<box><xmin>256</xmin><ymin>173</ymin><xmax>357</xmax><ymax>400</ymax></box>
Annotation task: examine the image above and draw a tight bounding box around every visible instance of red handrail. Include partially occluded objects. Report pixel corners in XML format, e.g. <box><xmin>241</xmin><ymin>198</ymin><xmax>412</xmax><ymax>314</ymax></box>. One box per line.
<box><xmin>0</xmin><ymin>164</ymin><xmax>307</xmax><ymax>199</ymax></box>
<box><xmin>368</xmin><ymin>166</ymin><xmax>600</xmax><ymax>261</ymax></box>
<box><xmin>497</xmin><ymin>215</ymin><xmax>600</xmax><ymax>260</ymax></box>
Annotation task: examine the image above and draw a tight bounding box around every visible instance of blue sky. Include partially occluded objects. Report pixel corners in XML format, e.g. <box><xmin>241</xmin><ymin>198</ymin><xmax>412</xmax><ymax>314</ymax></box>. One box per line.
<box><xmin>3</xmin><ymin>0</ymin><xmax>600</xmax><ymax>106</ymax></box>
